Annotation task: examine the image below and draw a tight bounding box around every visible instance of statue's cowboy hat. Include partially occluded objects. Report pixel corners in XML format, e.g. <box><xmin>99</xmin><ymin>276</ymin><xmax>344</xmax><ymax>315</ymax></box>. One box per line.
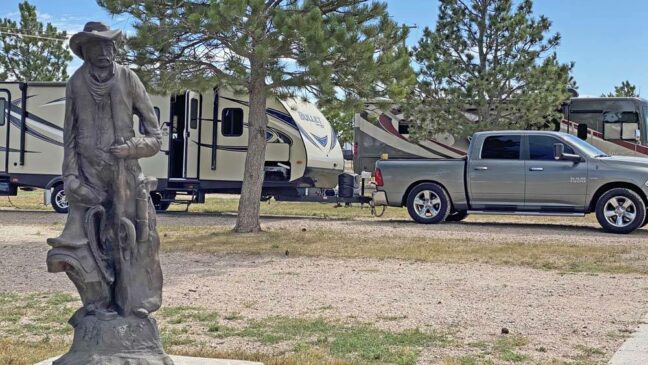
<box><xmin>69</xmin><ymin>22</ymin><xmax>122</xmax><ymax>60</ymax></box>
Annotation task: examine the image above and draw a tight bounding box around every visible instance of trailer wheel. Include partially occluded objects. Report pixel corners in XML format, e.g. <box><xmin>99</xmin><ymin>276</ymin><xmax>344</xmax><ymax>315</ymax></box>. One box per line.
<box><xmin>406</xmin><ymin>183</ymin><xmax>451</xmax><ymax>224</ymax></box>
<box><xmin>595</xmin><ymin>188</ymin><xmax>645</xmax><ymax>234</ymax></box>
<box><xmin>445</xmin><ymin>210</ymin><xmax>468</xmax><ymax>222</ymax></box>
<box><xmin>51</xmin><ymin>184</ymin><xmax>69</xmax><ymax>214</ymax></box>
<box><xmin>151</xmin><ymin>192</ymin><xmax>171</xmax><ymax>212</ymax></box>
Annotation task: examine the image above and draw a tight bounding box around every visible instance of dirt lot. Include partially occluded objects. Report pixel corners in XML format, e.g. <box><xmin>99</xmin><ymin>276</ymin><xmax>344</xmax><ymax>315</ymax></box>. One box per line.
<box><xmin>1</xmin><ymin>206</ymin><xmax>648</xmax><ymax>364</ymax></box>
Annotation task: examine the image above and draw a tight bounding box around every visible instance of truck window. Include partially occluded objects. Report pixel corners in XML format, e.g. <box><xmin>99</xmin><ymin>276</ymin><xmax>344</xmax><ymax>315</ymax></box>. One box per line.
<box><xmin>481</xmin><ymin>135</ymin><xmax>521</xmax><ymax>160</ymax></box>
<box><xmin>222</xmin><ymin>108</ymin><xmax>243</xmax><ymax>137</ymax></box>
<box><xmin>529</xmin><ymin>135</ymin><xmax>574</xmax><ymax>160</ymax></box>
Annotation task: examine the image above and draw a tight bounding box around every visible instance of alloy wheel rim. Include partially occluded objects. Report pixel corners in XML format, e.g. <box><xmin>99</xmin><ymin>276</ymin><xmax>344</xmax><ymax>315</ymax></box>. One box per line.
<box><xmin>604</xmin><ymin>196</ymin><xmax>637</xmax><ymax>228</ymax></box>
<box><xmin>413</xmin><ymin>190</ymin><xmax>441</xmax><ymax>219</ymax></box>
<box><xmin>55</xmin><ymin>190</ymin><xmax>69</xmax><ymax>210</ymax></box>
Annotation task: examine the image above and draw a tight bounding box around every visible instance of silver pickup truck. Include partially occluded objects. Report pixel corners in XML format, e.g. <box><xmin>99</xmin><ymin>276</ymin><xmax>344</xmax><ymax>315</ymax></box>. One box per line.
<box><xmin>373</xmin><ymin>130</ymin><xmax>648</xmax><ymax>234</ymax></box>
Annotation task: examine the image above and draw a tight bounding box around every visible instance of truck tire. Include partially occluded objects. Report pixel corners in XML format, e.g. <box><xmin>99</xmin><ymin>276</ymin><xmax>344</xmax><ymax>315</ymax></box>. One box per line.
<box><xmin>445</xmin><ymin>210</ymin><xmax>468</xmax><ymax>222</ymax></box>
<box><xmin>595</xmin><ymin>188</ymin><xmax>645</xmax><ymax>234</ymax></box>
<box><xmin>51</xmin><ymin>184</ymin><xmax>69</xmax><ymax>214</ymax></box>
<box><xmin>406</xmin><ymin>183</ymin><xmax>451</xmax><ymax>224</ymax></box>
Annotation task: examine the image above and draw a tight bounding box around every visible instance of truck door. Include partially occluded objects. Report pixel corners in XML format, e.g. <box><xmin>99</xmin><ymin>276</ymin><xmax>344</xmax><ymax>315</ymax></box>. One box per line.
<box><xmin>183</xmin><ymin>91</ymin><xmax>201</xmax><ymax>179</ymax></box>
<box><xmin>468</xmin><ymin>134</ymin><xmax>525</xmax><ymax>209</ymax></box>
<box><xmin>524</xmin><ymin>135</ymin><xmax>588</xmax><ymax>210</ymax></box>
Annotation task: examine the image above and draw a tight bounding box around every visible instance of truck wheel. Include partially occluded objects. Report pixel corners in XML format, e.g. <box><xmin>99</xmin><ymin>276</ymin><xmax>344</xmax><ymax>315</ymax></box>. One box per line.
<box><xmin>406</xmin><ymin>183</ymin><xmax>451</xmax><ymax>224</ymax></box>
<box><xmin>595</xmin><ymin>188</ymin><xmax>645</xmax><ymax>234</ymax></box>
<box><xmin>445</xmin><ymin>210</ymin><xmax>468</xmax><ymax>222</ymax></box>
<box><xmin>51</xmin><ymin>184</ymin><xmax>69</xmax><ymax>214</ymax></box>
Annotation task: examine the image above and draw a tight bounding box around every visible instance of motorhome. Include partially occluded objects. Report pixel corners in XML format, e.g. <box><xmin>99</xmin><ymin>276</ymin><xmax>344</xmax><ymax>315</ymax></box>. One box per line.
<box><xmin>353</xmin><ymin>97</ymin><xmax>648</xmax><ymax>174</ymax></box>
<box><xmin>562</xmin><ymin>97</ymin><xmax>648</xmax><ymax>157</ymax></box>
<box><xmin>0</xmin><ymin>82</ymin><xmax>345</xmax><ymax>212</ymax></box>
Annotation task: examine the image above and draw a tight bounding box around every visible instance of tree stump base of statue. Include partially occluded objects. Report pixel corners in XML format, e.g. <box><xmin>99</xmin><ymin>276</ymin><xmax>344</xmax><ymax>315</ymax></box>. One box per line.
<box><xmin>52</xmin><ymin>315</ymin><xmax>172</xmax><ymax>365</ymax></box>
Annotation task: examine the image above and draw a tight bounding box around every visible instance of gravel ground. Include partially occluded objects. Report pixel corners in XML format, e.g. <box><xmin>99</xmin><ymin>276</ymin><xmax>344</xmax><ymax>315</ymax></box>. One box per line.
<box><xmin>1</xmin><ymin>209</ymin><xmax>648</xmax><ymax>364</ymax></box>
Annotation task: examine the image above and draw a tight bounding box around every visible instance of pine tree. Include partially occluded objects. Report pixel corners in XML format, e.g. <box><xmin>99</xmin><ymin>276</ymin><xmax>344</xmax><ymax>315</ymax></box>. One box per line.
<box><xmin>98</xmin><ymin>0</ymin><xmax>414</xmax><ymax>233</ymax></box>
<box><xmin>604</xmin><ymin>81</ymin><xmax>639</xmax><ymax>97</ymax></box>
<box><xmin>0</xmin><ymin>1</ymin><xmax>72</xmax><ymax>81</ymax></box>
<box><xmin>407</xmin><ymin>0</ymin><xmax>571</xmax><ymax>140</ymax></box>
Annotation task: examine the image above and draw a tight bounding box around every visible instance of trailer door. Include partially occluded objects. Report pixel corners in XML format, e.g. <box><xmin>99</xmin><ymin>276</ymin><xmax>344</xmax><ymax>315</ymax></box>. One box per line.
<box><xmin>183</xmin><ymin>91</ymin><xmax>201</xmax><ymax>179</ymax></box>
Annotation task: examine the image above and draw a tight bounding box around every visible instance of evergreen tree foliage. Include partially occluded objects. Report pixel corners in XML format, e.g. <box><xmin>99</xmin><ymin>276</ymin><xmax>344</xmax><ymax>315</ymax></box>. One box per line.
<box><xmin>407</xmin><ymin>0</ymin><xmax>571</xmax><ymax>140</ymax></box>
<box><xmin>604</xmin><ymin>80</ymin><xmax>639</xmax><ymax>97</ymax></box>
<box><xmin>0</xmin><ymin>1</ymin><xmax>72</xmax><ymax>81</ymax></box>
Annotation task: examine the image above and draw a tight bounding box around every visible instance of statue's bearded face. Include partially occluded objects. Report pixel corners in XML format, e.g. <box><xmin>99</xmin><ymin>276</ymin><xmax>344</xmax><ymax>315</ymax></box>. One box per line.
<box><xmin>83</xmin><ymin>40</ymin><xmax>115</xmax><ymax>68</ymax></box>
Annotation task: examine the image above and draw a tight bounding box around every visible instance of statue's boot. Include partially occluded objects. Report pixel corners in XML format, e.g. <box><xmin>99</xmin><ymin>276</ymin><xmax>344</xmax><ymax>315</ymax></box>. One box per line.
<box><xmin>47</xmin><ymin>205</ymin><xmax>88</xmax><ymax>248</ymax></box>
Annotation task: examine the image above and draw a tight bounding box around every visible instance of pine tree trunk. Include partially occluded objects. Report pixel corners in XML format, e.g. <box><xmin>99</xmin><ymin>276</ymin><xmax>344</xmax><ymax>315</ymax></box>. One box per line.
<box><xmin>234</xmin><ymin>66</ymin><xmax>268</xmax><ymax>233</ymax></box>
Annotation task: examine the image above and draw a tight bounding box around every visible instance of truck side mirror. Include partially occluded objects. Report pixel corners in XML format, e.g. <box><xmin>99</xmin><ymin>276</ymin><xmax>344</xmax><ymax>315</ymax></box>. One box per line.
<box><xmin>577</xmin><ymin>123</ymin><xmax>588</xmax><ymax>140</ymax></box>
<box><xmin>554</xmin><ymin>143</ymin><xmax>582</xmax><ymax>162</ymax></box>
<box><xmin>553</xmin><ymin>143</ymin><xmax>565</xmax><ymax>160</ymax></box>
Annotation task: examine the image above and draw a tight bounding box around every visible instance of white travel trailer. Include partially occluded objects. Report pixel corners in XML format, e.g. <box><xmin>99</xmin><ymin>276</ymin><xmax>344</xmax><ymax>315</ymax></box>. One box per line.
<box><xmin>0</xmin><ymin>82</ymin><xmax>346</xmax><ymax>212</ymax></box>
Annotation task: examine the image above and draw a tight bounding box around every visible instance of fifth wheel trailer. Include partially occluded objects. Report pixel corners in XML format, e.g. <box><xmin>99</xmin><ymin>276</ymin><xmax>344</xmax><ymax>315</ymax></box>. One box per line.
<box><xmin>0</xmin><ymin>82</ymin><xmax>352</xmax><ymax>212</ymax></box>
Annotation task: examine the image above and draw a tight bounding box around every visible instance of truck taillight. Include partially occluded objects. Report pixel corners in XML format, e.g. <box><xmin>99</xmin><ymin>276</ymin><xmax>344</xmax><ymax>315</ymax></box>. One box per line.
<box><xmin>374</xmin><ymin>167</ymin><xmax>384</xmax><ymax>187</ymax></box>
<box><xmin>353</xmin><ymin>142</ymin><xmax>358</xmax><ymax>157</ymax></box>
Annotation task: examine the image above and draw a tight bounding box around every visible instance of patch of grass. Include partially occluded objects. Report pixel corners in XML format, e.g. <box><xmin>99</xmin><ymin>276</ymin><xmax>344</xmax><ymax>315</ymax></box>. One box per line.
<box><xmin>161</xmin><ymin>226</ymin><xmax>648</xmax><ymax>275</ymax></box>
<box><xmin>176</xmin><ymin>195</ymin><xmax>409</xmax><ymax>220</ymax></box>
<box><xmin>0</xmin><ymin>338</ymin><xmax>68</xmax><ymax>365</ymax></box>
<box><xmin>231</xmin><ymin>316</ymin><xmax>447</xmax><ymax>365</ymax></box>
<box><xmin>159</xmin><ymin>305</ymin><xmax>219</xmax><ymax>325</ymax></box>
<box><xmin>495</xmin><ymin>335</ymin><xmax>529</xmax><ymax>363</ymax></box>
<box><xmin>0</xmin><ymin>190</ymin><xmax>46</xmax><ymax>211</ymax></box>
<box><xmin>0</xmin><ymin>292</ymin><xmax>78</xmax><ymax>338</ymax></box>
<box><xmin>443</xmin><ymin>355</ymin><xmax>495</xmax><ymax>365</ymax></box>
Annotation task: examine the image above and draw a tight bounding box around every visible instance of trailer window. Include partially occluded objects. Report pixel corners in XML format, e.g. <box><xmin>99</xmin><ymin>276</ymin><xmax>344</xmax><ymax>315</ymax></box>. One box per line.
<box><xmin>481</xmin><ymin>135</ymin><xmax>521</xmax><ymax>160</ymax></box>
<box><xmin>0</xmin><ymin>98</ymin><xmax>5</xmax><ymax>126</ymax></box>
<box><xmin>189</xmin><ymin>98</ymin><xmax>199</xmax><ymax>129</ymax></box>
<box><xmin>138</xmin><ymin>107</ymin><xmax>160</xmax><ymax>134</ymax></box>
<box><xmin>222</xmin><ymin>108</ymin><xmax>243</xmax><ymax>137</ymax></box>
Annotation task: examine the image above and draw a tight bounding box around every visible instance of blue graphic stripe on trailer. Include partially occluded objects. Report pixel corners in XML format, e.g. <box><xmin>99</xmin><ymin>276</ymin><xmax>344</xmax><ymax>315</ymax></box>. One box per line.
<box><xmin>220</xmin><ymin>97</ymin><xmax>298</xmax><ymax>129</ymax></box>
<box><xmin>10</xmin><ymin>98</ymin><xmax>64</xmax><ymax>133</ymax></box>
<box><xmin>9</xmin><ymin>113</ymin><xmax>64</xmax><ymax>147</ymax></box>
<box><xmin>311</xmin><ymin>133</ymin><xmax>328</xmax><ymax>147</ymax></box>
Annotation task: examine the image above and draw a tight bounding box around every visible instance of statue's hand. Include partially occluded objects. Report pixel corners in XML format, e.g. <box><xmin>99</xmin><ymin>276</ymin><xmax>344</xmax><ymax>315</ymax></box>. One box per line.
<box><xmin>110</xmin><ymin>144</ymin><xmax>130</xmax><ymax>159</ymax></box>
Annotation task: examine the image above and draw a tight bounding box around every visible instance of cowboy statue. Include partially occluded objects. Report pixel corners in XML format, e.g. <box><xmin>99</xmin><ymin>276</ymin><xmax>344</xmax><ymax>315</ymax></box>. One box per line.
<box><xmin>46</xmin><ymin>22</ymin><xmax>173</xmax><ymax>365</ymax></box>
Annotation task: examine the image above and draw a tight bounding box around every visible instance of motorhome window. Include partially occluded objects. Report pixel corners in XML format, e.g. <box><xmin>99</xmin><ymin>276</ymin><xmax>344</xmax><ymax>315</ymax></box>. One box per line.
<box><xmin>0</xmin><ymin>98</ymin><xmax>5</xmax><ymax>126</ymax></box>
<box><xmin>569</xmin><ymin>110</ymin><xmax>603</xmax><ymax>131</ymax></box>
<box><xmin>481</xmin><ymin>135</ymin><xmax>521</xmax><ymax>160</ymax></box>
<box><xmin>529</xmin><ymin>135</ymin><xmax>574</xmax><ymax>160</ymax></box>
<box><xmin>222</xmin><ymin>108</ymin><xmax>243</xmax><ymax>137</ymax></box>
<box><xmin>138</xmin><ymin>107</ymin><xmax>161</xmax><ymax>134</ymax></box>
<box><xmin>189</xmin><ymin>98</ymin><xmax>199</xmax><ymax>129</ymax></box>
<box><xmin>602</xmin><ymin>111</ymin><xmax>639</xmax><ymax>140</ymax></box>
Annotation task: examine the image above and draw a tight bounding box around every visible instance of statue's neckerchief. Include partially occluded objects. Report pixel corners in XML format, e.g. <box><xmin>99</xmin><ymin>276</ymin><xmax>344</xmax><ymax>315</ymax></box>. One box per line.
<box><xmin>83</xmin><ymin>63</ymin><xmax>117</xmax><ymax>103</ymax></box>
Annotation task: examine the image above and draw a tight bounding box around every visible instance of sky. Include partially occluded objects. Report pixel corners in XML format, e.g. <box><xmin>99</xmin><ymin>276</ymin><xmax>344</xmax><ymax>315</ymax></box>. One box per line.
<box><xmin>4</xmin><ymin>0</ymin><xmax>648</xmax><ymax>97</ymax></box>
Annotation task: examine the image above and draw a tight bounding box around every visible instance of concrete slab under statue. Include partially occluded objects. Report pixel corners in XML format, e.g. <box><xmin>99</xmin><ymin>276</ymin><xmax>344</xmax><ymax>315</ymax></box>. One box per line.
<box><xmin>35</xmin><ymin>356</ymin><xmax>263</xmax><ymax>365</ymax></box>
<box><xmin>41</xmin><ymin>21</ymin><xmax>260</xmax><ymax>365</ymax></box>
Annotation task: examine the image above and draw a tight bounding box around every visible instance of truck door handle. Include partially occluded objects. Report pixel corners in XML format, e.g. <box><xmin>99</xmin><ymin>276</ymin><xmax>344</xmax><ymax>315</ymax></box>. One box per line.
<box><xmin>529</xmin><ymin>167</ymin><xmax>544</xmax><ymax>171</ymax></box>
<box><xmin>473</xmin><ymin>166</ymin><xmax>488</xmax><ymax>171</ymax></box>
